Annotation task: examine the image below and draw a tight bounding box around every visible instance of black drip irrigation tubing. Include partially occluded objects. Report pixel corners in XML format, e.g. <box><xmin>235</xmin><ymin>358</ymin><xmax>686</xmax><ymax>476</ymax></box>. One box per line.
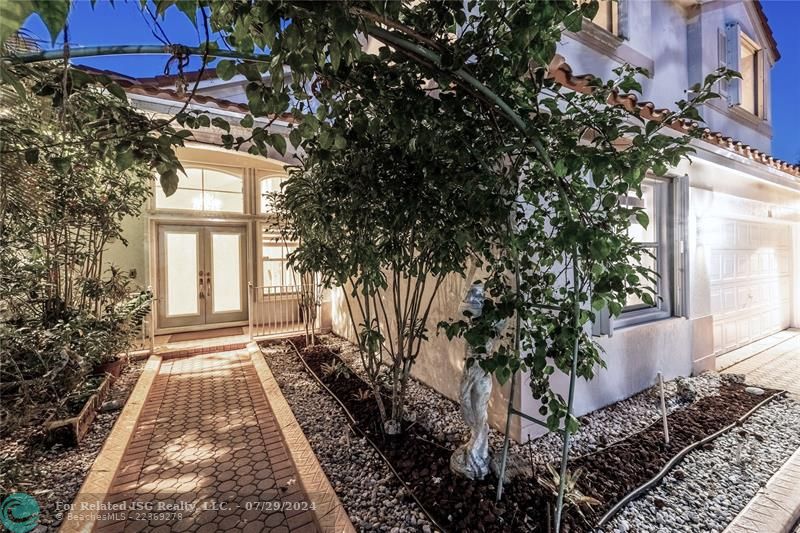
<box><xmin>285</xmin><ymin>340</ymin><xmax>450</xmax><ymax>533</ymax></box>
<box><xmin>596</xmin><ymin>389</ymin><xmax>788</xmax><ymax>528</ymax></box>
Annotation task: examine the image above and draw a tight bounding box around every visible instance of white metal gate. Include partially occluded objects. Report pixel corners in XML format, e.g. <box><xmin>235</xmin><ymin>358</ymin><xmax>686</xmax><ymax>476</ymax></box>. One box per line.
<box><xmin>248</xmin><ymin>284</ymin><xmax>318</xmax><ymax>339</ymax></box>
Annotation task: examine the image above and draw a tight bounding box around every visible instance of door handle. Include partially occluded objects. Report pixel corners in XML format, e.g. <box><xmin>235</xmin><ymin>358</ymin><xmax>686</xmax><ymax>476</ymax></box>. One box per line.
<box><xmin>206</xmin><ymin>274</ymin><xmax>212</xmax><ymax>297</ymax></box>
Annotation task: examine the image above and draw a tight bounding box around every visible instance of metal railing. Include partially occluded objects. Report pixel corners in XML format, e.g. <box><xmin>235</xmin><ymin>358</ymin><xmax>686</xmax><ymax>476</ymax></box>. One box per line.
<box><xmin>128</xmin><ymin>288</ymin><xmax>156</xmax><ymax>355</ymax></box>
<box><xmin>248</xmin><ymin>283</ymin><xmax>317</xmax><ymax>339</ymax></box>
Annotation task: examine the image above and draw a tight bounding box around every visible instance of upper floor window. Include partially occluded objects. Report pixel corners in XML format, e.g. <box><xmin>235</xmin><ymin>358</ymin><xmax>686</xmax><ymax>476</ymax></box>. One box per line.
<box><xmin>591</xmin><ymin>0</ymin><xmax>619</xmax><ymax>35</ymax></box>
<box><xmin>739</xmin><ymin>34</ymin><xmax>764</xmax><ymax>117</ymax></box>
<box><xmin>722</xmin><ymin>23</ymin><xmax>767</xmax><ymax>119</ymax></box>
<box><xmin>155</xmin><ymin>167</ymin><xmax>244</xmax><ymax>213</ymax></box>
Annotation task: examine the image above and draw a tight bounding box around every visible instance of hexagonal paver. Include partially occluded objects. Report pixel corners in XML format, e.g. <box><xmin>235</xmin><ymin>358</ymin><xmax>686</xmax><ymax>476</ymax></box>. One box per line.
<box><xmin>98</xmin><ymin>351</ymin><xmax>319</xmax><ymax>532</ymax></box>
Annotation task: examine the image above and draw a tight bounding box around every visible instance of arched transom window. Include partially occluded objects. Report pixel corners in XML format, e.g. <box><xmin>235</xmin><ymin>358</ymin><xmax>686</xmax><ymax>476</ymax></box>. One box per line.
<box><xmin>259</xmin><ymin>175</ymin><xmax>286</xmax><ymax>213</ymax></box>
<box><xmin>155</xmin><ymin>167</ymin><xmax>244</xmax><ymax>213</ymax></box>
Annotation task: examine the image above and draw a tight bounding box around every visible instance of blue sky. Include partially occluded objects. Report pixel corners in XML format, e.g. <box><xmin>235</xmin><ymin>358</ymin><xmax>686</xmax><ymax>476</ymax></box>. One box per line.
<box><xmin>761</xmin><ymin>1</ymin><xmax>799</xmax><ymax>163</ymax></box>
<box><xmin>21</xmin><ymin>0</ymin><xmax>799</xmax><ymax>162</ymax></box>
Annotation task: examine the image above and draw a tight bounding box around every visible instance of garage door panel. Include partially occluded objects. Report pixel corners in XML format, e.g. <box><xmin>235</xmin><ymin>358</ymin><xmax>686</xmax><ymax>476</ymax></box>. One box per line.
<box><xmin>711</xmin><ymin>218</ymin><xmax>792</xmax><ymax>356</ymax></box>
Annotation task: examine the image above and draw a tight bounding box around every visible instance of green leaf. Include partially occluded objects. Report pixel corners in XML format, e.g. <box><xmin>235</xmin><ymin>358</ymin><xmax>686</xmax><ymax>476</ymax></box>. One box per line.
<box><xmin>553</xmin><ymin>159</ymin><xmax>568</xmax><ymax>177</ymax></box>
<box><xmin>50</xmin><ymin>156</ymin><xmax>71</xmax><ymax>173</ymax></box>
<box><xmin>318</xmin><ymin>129</ymin><xmax>333</xmax><ymax>150</ymax></box>
<box><xmin>240</xmin><ymin>114</ymin><xmax>254</xmax><ymax>128</ymax></box>
<box><xmin>580</xmin><ymin>0</ymin><xmax>600</xmax><ymax>20</ymax></box>
<box><xmin>0</xmin><ymin>58</ymin><xmax>25</xmax><ymax>97</ymax></box>
<box><xmin>211</xmin><ymin>117</ymin><xmax>230</xmax><ymax>132</ymax></box>
<box><xmin>216</xmin><ymin>60</ymin><xmax>237</xmax><ymax>81</ymax></box>
<box><xmin>565</xmin><ymin>415</ymin><xmax>580</xmax><ymax>434</ymax></box>
<box><xmin>289</xmin><ymin>128</ymin><xmax>302</xmax><ymax>148</ymax></box>
<box><xmin>175</xmin><ymin>0</ymin><xmax>197</xmax><ymax>26</ymax></box>
<box><xmin>0</xmin><ymin>1</ymin><xmax>35</xmax><ymax>47</ymax></box>
<box><xmin>329</xmin><ymin>42</ymin><xmax>341</xmax><ymax>71</ymax></box>
<box><xmin>635</xmin><ymin>210</ymin><xmax>649</xmax><ymax>229</ymax></box>
<box><xmin>105</xmin><ymin>82</ymin><xmax>128</xmax><ymax>102</ymax></box>
<box><xmin>160</xmin><ymin>169</ymin><xmax>179</xmax><ymax>196</ymax></box>
<box><xmin>33</xmin><ymin>0</ymin><xmax>70</xmax><ymax>45</ymax></box>
<box><xmin>496</xmin><ymin>366</ymin><xmax>511</xmax><ymax>385</ymax></box>
<box><xmin>333</xmin><ymin>133</ymin><xmax>346</xmax><ymax>150</ymax></box>
<box><xmin>563</xmin><ymin>10</ymin><xmax>584</xmax><ymax>32</ymax></box>
<box><xmin>115</xmin><ymin>148</ymin><xmax>134</xmax><ymax>171</ymax></box>
<box><xmin>24</xmin><ymin>147</ymin><xmax>39</xmax><ymax>164</ymax></box>
<box><xmin>271</xmin><ymin>134</ymin><xmax>286</xmax><ymax>156</ymax></box>
<box><xmin>619</xmin><ymin>78</ymin><xmax>643</xmax><ymax>94</ymax></box>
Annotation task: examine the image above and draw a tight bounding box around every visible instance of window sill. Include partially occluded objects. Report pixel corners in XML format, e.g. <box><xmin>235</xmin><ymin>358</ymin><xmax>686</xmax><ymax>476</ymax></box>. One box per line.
<box><xmin>565</xmin><ymin>22</ymin><xmax>654</xmax><ymax>75</ymax></box>
<box><xmin>148</xmin><ymin>208</ymin><xmax>251</xmax><ymax>219</ymax></box>
<box><xmin>704</xmin><ymin>100</ymin><xmax>772</xmax><ymax>137</ymax></box>
<box><xmin>613</xmin><ymin>314</ymin><xmax>684</xmax><ymax>334</ymax></box>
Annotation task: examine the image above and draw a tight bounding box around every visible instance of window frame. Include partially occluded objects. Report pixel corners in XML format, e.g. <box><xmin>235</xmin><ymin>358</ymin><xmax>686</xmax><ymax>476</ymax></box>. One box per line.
<box><xmin>153</xmin><ymin>166</ymin><xmax>245</xmax><ymax>215</ymax></box>
<box><xmin>258</xmin><ymin>174</ymin><xmax>287</xmax><ymax>214</ymax></box>
<box><xmin>738</xmin><ymin>32</ymin><xmax>764</xmax><ymax>118</ymax></box>
<box><xmin>613</xmin><ymin>177</ymin><xmax>674</xmax><ymax>330</ymax></box>
<box><xmin>723</xmin><ymin>22</ymin><xmax>768</xmax><ymax>121</ymax></box>
<box><xmin>259</xmin><ymin>229</ymin><xmax>299</xmax><ymax>292</ymax></box>
<box><xmin>590</xmin><ymin>0</ymin><xmax>619</xmax><ymax>36</ymax></box>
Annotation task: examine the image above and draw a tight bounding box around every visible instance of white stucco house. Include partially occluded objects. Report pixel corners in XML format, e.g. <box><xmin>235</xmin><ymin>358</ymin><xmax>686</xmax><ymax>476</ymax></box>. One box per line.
<box><xmin>102</xmin><ymin>0</ymin><xmax>799</xmax><ymax>442</ymax></box>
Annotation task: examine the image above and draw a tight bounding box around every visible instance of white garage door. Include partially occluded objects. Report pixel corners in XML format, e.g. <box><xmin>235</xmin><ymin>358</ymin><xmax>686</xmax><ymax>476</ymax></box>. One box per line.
<box><xmin>710</xmin><ymin>218</ymin><xmax>792</xmax><ymax>355</ymax></box>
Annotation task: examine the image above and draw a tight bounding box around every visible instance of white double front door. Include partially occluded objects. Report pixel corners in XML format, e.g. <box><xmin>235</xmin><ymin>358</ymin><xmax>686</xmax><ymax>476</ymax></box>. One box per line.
<box><xmin>157</xmin><ymin>224</ymin><xmax>248</xmax><ymax>329</ymax></box>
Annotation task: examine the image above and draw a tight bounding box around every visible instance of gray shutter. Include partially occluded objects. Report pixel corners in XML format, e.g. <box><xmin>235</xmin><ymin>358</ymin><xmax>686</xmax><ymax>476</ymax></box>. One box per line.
<box><xmin>717</xmin><ymin>28</ymin><xmax>729</xmax><ymax>98</ymax></box>
<box><xmin>672</xmin><ymin>175</ymin><xmax>690</xmax><ymax>318</ymax></box>
<box><xmin>725</xmin><ymin>22</ymin><xmax>741</xmax><ymax>106</ymax></box>
<box><xmin>591</xmin><ymin>306</ymin><xmax>613</xmax><ymax>337</ymax></box>
<box><xmin>758</xmin><ymin>50</ymin><xmax>767</xmax><ymax>119</ymax></box>
<box><xmin>617</xmin><ymin>0</ymin><xmax>629</xmax><ymax>40</ymax></box>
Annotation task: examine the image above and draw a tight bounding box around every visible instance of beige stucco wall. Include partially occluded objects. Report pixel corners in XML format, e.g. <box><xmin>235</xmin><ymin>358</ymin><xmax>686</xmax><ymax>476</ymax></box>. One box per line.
<box><xmin>329</xmin><ymin>272</ymin><xmax>522</xmax><ymax>441</ymax></box>
<box><xmin>104</xmin><ymin>210</ymin><xmax>149</xmax><ymax>288</ymax></box>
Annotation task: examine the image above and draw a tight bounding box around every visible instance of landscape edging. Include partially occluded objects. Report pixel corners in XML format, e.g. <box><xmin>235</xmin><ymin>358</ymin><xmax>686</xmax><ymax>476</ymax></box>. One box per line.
<box><xmin>596</xmin><ymin>390</ymin><xmax>787</xmax><ymax>528</ymax></box>
<box><xmin>722</xmin><ymin>445</ymin><xmax>800</xmax><ymax>533</ymax></box>
<box><xmin>60</xmin><ymin>354</ymin><xmax>162</xmax><ymax>533</ymax></box>
<box><xmin>247</xmin><ymin>342</ymin><xmax>356</xmax><ymax>533</ymax></box>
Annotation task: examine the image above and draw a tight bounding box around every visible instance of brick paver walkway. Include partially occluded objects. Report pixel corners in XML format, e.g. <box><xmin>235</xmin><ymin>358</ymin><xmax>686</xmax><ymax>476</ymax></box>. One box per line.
<box><xmin>722</xmin><ymin>328</ymin><xmax>800</xmax><ymax>533</ymax></box>
<box><xmin>723</xmin><ymin>329</ymin><xmax>800</xmax><ymax>397</ymax></box>
<box><xmin>723</xmin><ymin>447</ymin><xmax>800</xmax><ymax>533</ymax></box>
<box><xmin>97</xmin><ymin>351</ymin><xmax>319</xmax><ymax>533</ymax></box>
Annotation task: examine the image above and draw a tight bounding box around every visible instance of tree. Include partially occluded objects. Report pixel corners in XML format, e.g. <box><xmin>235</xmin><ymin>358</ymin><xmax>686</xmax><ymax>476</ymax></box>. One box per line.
<box><xmin>0</xmin><ymin>61</ymin><xmax>171</xmax><ymax>427</ymax></box>
<box><xmin>273</xmin><ymin>56</ymin><xmax>513</xmax><ymax>434</ymax></box>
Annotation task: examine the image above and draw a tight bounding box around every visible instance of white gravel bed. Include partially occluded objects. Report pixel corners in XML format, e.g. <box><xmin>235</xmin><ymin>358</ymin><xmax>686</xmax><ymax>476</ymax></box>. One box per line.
<box><xmin>601</xmin><ymin>395</ymin><xmax>800</xmax><ymax>533</ymax></box>
<box><xmin>0</xmin><ymin>359</ymin><xmax>145</xmax><ymax>532</ymax></box>
<box><xmin>324</xmin><ymin>334</ymin><xmax>724</xmax><ymax>465</ymax></box>
<box><xmin>275</xmin><ymin>334</ymin><xmax>797</xmax><ymax>533</ymax></box>
<box><xmin>261</xmin><ymin>342</ymin><xmax>434</xmax><ymax>533</ymax></box>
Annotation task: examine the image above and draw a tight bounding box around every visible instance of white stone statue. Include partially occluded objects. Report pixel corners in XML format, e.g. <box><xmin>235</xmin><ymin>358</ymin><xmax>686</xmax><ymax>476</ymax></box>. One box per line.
<box><xmin>450</xmin><ymin>282</ymin><xmax>506</xmax><ymax>480</ymax></box>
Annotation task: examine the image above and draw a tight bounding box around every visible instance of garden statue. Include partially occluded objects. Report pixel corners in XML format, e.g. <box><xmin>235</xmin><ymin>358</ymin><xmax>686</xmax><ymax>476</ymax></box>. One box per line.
<box><xmin>450</xmin><ymin>282</ymin><xmax>507</xmax><ymax>480</ymax></box>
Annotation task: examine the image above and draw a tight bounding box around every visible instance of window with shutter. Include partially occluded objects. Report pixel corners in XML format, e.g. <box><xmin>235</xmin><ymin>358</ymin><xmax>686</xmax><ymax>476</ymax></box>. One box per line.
<box><xmin>723</xmin><ymin>22</ymin><xmax>767</xmax><ymax>118</ymax></box>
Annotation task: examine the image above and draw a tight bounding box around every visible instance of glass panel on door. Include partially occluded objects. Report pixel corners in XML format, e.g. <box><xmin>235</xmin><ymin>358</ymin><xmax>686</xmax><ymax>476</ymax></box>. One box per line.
<box><xmin>166</xmin><ymin>232</ymin><xmax>201</xmax><ymax>316</ymax></box>
<box><xmin>210</xmin><ymin>232</ymin><xmax>243</xmax><ymax>314</ymax></box>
